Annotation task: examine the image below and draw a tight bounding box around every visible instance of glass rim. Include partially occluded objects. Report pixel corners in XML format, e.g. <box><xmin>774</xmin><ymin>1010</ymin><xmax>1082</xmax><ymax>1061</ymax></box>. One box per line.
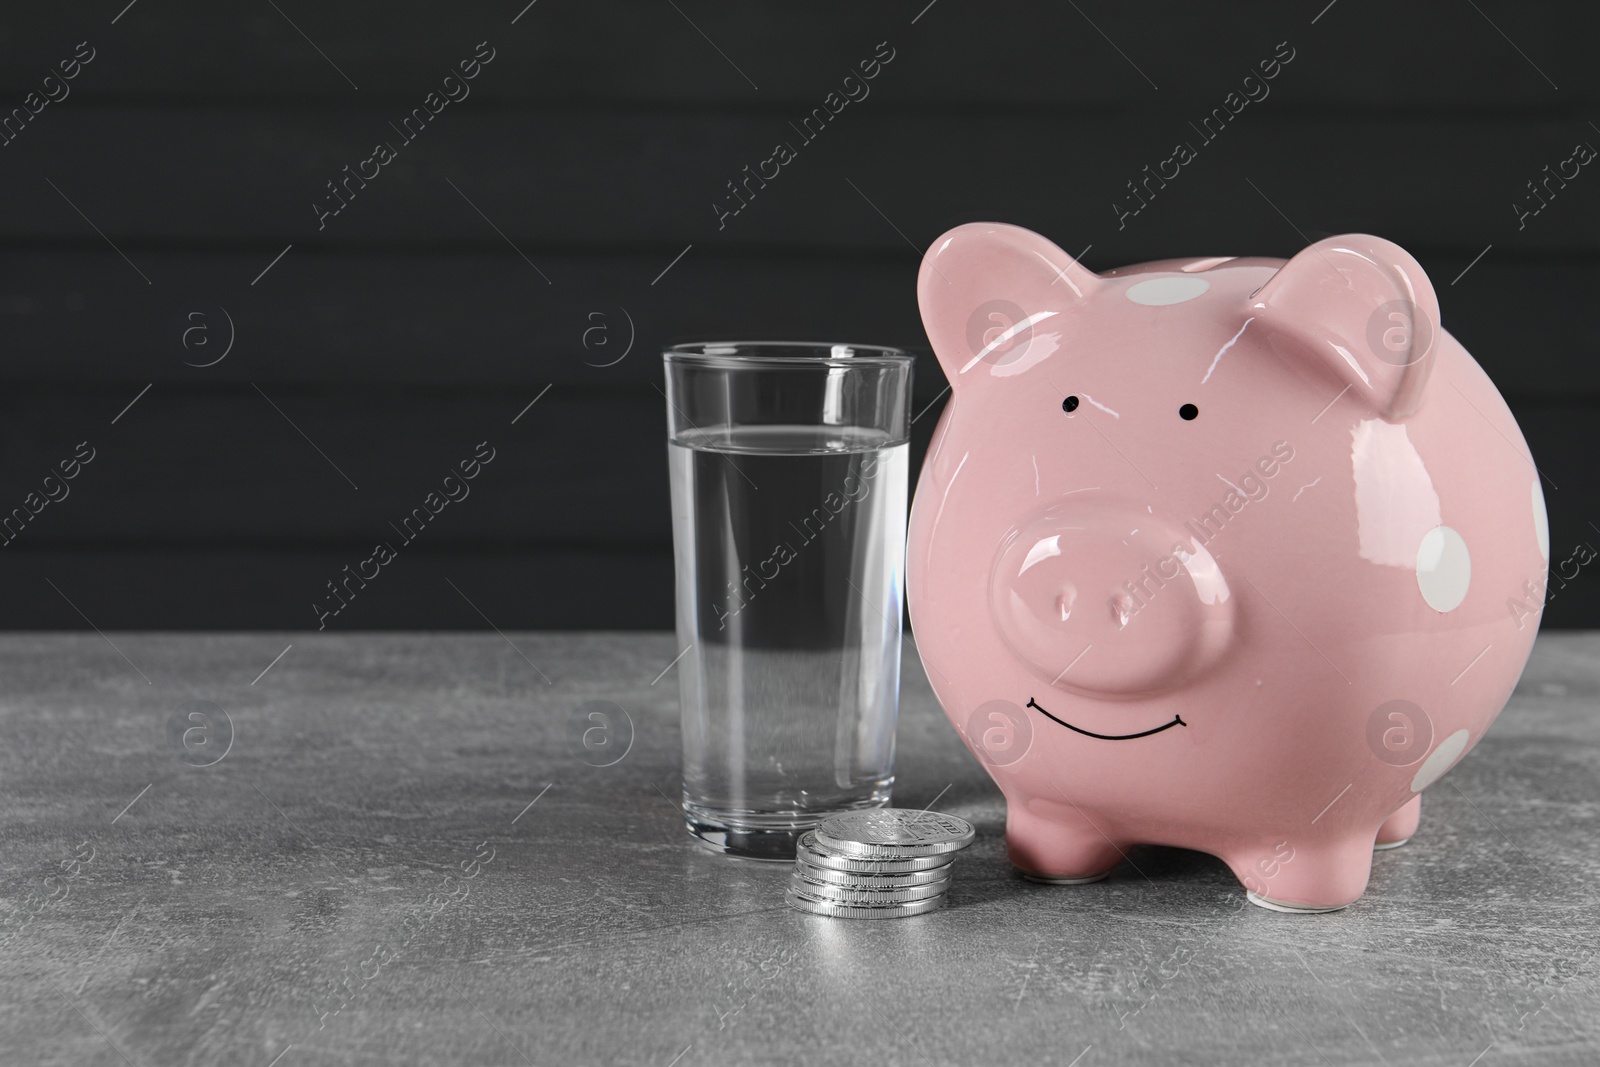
<box><xmin>663</xmin><ymin>341</ymin><xmax>914</xmax><ymax>369</ymax></box>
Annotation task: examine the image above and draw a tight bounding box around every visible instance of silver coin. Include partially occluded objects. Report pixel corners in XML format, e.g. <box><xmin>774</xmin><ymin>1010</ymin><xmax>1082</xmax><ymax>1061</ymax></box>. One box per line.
<box><xmin>798</xmin><ymin>832</ymin><xmax>954</xmax><ymax>873</ymax></box>
<box><xmin>814</xmin><ymin>809</ymin><xmax>975</xmax><ymax>858</ymax></box>
<box><xmin>789</xmin><ymin>872</ymin><xmax>949</xmax><ymax>904</ymax></box>
<box><xmin>791</xmin><ymin>866</ymin><xmax>951</xmax><ymax>894</ymax></box>
<box><xmin>784</xmin><ymin>887</ymin><xmax>947</xmax><ymax>919</ymax></box>
<box><xmin>794</xmin><ymin>858</ymin><xmax>954</xmax><ymax>888</ymax></box>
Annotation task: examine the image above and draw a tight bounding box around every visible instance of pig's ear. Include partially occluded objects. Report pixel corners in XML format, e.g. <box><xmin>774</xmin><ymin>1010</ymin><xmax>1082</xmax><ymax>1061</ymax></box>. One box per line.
<box><xmin>1250</xmin><ymin>234</ymin><xmax>1439</xmax><ymax>420</ymax></box>
<box><xmin>918</xmin><ymin>223</ymin><xmax>1101</xmax><ymax>390</ymax></box>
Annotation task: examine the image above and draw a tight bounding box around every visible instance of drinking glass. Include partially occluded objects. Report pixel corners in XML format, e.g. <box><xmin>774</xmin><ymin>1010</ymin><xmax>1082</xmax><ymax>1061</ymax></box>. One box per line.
<box><xmin>663</xmin><ymin>342</ymin><xmax>914</xmax><ymax>859</ymax></box>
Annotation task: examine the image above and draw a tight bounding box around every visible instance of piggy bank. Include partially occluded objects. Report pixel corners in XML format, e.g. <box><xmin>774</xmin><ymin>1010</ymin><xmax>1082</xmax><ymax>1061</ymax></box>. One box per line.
<box><xmin>906</xmin><ymin>223</ymin><xmax>1546</xmax><ymax>911</ymax></box>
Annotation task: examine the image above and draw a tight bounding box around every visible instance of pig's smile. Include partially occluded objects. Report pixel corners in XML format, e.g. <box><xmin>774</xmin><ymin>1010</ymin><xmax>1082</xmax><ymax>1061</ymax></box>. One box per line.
<box><xmin>1026</xmin><ymin>697</ymin><xmax>1186</xmax><ymax>740</ymax></box>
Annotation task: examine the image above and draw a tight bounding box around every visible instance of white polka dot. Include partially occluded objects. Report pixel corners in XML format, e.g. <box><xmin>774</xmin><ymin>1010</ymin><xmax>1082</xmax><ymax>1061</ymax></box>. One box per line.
<box><xmin>1533</xmin><ymin>481</ymin><xmax>1549</xmax><ymax>562</ymax></box>
<box><xmin>1126</xmin><ymin>277</ymin><xmax>1210</xmax><ymax>306</ymax></box>
<box><xmin>1416</xmin><ymin>526</ymin><xmax>1471</xmax><ymax>612</ymax></box>
<box><xmin>1411</xmin><ymin>728</ymin><xmax>1470</xmax><ymax>792</ymax></box>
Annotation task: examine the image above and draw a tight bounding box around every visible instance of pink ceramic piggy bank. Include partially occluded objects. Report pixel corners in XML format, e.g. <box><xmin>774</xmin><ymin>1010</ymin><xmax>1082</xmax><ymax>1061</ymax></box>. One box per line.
<box><xmin>906</xmin><ymin>223</ymin><xmax>1546</xmax><ymax>911</ymax></box>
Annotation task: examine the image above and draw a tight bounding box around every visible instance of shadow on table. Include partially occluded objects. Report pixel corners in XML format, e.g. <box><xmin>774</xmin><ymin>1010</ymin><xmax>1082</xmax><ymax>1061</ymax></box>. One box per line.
<box><xmin>946</xmin><ymin>844</ymin><xmax>1254</xmax><ymax>915</ymax></box>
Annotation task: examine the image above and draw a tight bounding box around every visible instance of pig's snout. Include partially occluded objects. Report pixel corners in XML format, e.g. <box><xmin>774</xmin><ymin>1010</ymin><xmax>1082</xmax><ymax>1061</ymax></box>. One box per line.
<box><xmin>990</xmin><ymin>505</ymin><xmax>1235</xmax><ymax>695</ymax></box>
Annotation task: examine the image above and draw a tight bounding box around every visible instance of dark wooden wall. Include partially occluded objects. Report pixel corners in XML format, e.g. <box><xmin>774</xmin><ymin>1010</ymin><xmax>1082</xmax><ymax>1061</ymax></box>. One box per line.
<box><xmin>0</xmin><ymin>2</ymin><xmax>1595</xmax><ymax>629</ymax></box>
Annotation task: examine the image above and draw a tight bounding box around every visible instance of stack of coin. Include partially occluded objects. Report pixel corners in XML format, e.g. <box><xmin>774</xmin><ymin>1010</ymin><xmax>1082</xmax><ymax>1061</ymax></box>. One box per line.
<box><xmin>785</xmin><ymin>808</ymin><xmax>975</xmax><ymax>918</ymax></box>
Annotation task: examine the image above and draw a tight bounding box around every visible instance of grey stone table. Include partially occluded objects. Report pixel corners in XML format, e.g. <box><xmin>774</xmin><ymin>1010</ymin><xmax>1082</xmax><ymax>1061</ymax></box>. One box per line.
<box><xmin>2</xmin><ymin>632</ymin><xmax>1597</xmax><ymax>1067</ymax></box>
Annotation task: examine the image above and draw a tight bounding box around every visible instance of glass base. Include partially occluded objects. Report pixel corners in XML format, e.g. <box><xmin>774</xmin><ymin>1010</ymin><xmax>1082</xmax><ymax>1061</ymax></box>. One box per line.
<box><xmin>683</xmin><ymin>787</ymin><xmax>893</xmax><ymax>861</ymax></box>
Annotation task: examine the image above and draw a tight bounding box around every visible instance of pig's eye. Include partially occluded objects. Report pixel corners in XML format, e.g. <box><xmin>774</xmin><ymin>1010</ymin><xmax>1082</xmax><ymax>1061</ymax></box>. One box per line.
<box><xmin>1062</xmin><ymin>396</ymin><xmax>1080</xmax><ymax>413</ymax></box>
<box><xmin>1179</xmin><ymin>403</ymin><xmax>1199</xmax><ymax>421</ymax></box>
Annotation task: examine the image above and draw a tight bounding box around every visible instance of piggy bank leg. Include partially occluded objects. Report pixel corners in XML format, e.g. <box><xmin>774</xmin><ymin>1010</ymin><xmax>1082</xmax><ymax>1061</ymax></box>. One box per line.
<box><xmin>1374</xmin><ymin>796</ymin><xmax>1422</xmax><ymax>850</ymax></box>
<box><xmin>1228</xmin><ymin>836</ymin><xmax>1375</xmax><ymax>913</ymax></box>
<box><xmin>1007</xmin><ymin>799</ymin><xmax>1126</xmax><ymax>884</ymax></box>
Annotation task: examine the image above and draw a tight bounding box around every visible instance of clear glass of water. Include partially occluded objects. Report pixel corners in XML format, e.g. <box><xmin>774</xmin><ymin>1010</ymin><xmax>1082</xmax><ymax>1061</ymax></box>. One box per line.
<box><xmin>663</xmin><ymin>342</ymin><xmax>914</xmax><ymax>860</ymax></box>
